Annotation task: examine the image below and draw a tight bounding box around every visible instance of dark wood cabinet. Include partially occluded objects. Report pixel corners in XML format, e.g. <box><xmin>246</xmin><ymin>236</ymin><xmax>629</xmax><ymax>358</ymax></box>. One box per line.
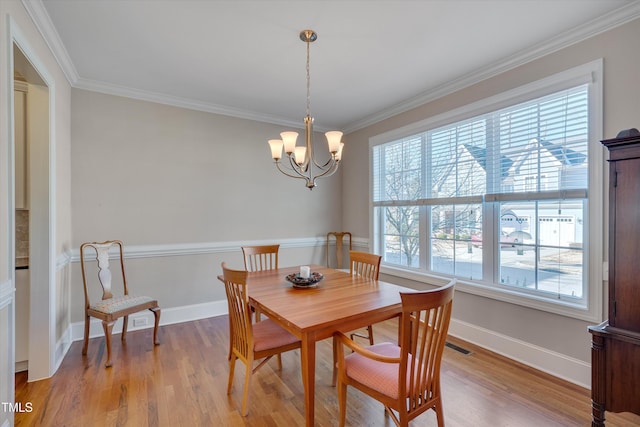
<box><xmin>589</xmin><ymin>132</ymin><xmax>640</xmax><ymax>426</ymax></box>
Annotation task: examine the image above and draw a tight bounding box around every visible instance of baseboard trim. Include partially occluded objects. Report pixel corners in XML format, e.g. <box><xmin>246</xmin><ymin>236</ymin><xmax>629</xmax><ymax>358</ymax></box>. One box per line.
<box><xmin>54</xmin><ymin>326</ymin><xmax>72</xmax><ymax>373</ymax></box>
<box><xmin>448</xmin><ymin>318</ymin><xmax>590</xmax><ymax>388</ymax></box>
<box><xmin>14</xmin><ymin>360</ymin><xmax>28</xmax><ymax>373</ymax></box>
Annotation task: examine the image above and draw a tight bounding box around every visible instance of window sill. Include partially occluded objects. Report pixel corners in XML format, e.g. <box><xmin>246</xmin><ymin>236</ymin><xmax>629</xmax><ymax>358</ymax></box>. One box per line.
<box><xmin>380</xmin><ymin>264</ymin><xmax>601</xmax><ymax>323</ymax></box>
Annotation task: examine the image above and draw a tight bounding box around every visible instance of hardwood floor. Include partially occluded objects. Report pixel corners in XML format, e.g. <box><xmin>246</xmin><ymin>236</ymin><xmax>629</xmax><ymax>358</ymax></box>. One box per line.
<box><xmin>14</xmin><ymin>316</ymin><xmax>640</xmax><ymax>426</ymax></box>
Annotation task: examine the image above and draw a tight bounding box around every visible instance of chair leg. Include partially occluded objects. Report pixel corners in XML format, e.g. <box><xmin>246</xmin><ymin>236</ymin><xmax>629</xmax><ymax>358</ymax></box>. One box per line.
<box><xmin>121</xmin><ymin>315</ymin><xmax>129</xmax><ymax>342</ymax></box>
<box><xmin>102</xmin><ymin>320</ymin><xmax>115</xmax><ymax>368</ymax></box>
<box><xmin>227</xmin><ymin>354</ymin><xmax>237</xmax><ymax>395</ymax></box>
<box><xmin>350</xmin><ymin>326</ymin><xmax>375</xmax><ymax>345</ymax></box>
<box><xmin>434</xmin><ymin>399</ymin><xmax>445</xmax><ymax>427</ymax></box>
<box><xmin>398</xmin><ymin>410</ymin><xmax>409</xmax><ymax>427</ymax></box>
<box><xmin>332</xmin><ymin>337</ymin><xmax>338</xmax><ymax>386</ymax></box>
<box><xmin>337</xmin><ymin>379</ymin><xmax>347</xmax><ymax>427</ymax></box>
<box><xmin>82</xmin><ymin>314</ymin><xmax>90</xmax><ymax>355</ymax></box>
<box><xmin>227</xmin><ymin>319</ymin><xmax>232</xmax><ymax>361</ymax></box>
<box><xmin>241</xmin><ymin>360</ymin><xmax>252</xmax><ymax>416</ymax></box>
<box><xmin>151</xmin><ymin>307</ymin><xmax>161</xmax><ymax>345</ymax></box>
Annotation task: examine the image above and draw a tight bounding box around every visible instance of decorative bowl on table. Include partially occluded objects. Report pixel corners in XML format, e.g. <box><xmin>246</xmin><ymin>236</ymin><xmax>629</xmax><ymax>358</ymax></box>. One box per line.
<box><xmin>286</xmin><ymin>271</ymin><xmax>324</xmax><ymax>289</ymax></box>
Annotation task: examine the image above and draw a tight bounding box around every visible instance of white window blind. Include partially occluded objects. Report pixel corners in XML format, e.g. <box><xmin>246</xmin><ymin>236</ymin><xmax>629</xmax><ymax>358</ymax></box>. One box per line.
<box><xmin>373</xmin><ymin>85</ymin><xmax>588</xmax><ymax>205</ymax></box>
<box><xmin>489</xmin><ymin>85</ymin><xmax>589</xmax><ymax>196</ymax></box>
<box><xmin>372</xmin><ymin>135</ymin><xmax>423</xmax><ymax>204</ymax></box>
<box><xmin>372</xmin><ymin>82</ymin><xmax>592</xmax><ymax>305</ymax></box>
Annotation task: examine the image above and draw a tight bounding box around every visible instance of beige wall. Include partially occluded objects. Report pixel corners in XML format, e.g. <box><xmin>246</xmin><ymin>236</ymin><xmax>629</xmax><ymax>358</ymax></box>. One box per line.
<box><xmin>71</xmin><ymin>90</ymin><xmax>342</xmax><ymax>244</ymax></box>
<box><xmin>342</xmin><ymin>18</ymin><xmax>640</xmax><ymax>364</ymax></box>
<box><xmin>69</xmin><ymin>89</ymin><xmax>343</xmax><ymax>322</ymax></box>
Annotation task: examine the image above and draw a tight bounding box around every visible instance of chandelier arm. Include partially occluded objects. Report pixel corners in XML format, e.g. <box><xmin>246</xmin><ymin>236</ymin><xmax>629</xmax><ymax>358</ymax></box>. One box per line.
<box><xmin>310</xmin><ymin>150</ymin><xmax>329</xmax><ymax>169</ymax></box>
<box><xmin>272</xmin><ymin>157</ymin><xmax>310</xmax><ymax>180</ymax></box>
<box><xmin>287</xmin><ymin>154</ymin><xmax>310</xmax><ymax>176</ymax></box>
<box><xmin>310</xmin><ymin>159</ymin><xmax>340</xmax><ymax>180</ymax></box>
<box><xmin>312</xmin><ymin>154</ymin><xmax>337</xmax><ymax>170</ymax></box>
<box><xmin>279</xmin><ymin>157</ymin><xmax>315</xmax><ymax>188</ymax></box>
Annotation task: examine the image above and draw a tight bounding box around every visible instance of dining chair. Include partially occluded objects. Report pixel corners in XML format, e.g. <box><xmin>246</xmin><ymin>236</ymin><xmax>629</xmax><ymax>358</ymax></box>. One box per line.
<box><xmin>349</xmin><ymin>250</ymin><xmax>382</xmax><ymax>345</ymax></box>
<box><xmin>241</xmin><ymin>244</ymin><xmax>279</xmax><ymax>272</ymax></box>
<box><xmin>220</xmin><ymin>262</ymin><xmax>301</xmax><ymax>416</ymax></box>
<box><xmin>331</xmin><ymin>250</ymin><xmax>383</xmax><ymax>386</ymax></box>
<box><xmin>80</xmin><ymin>240</ymin><xmax>161</xmax><ymax>368</ymax></box>
<box><xmin>241</xmin><ymin>244</ymin><xmax>280</xmax><ymax>325</ymax></box>
<box><xmin>334</xmin><ymin>279</ymin><xmax>456</xmax><ymax>427</ymax></box>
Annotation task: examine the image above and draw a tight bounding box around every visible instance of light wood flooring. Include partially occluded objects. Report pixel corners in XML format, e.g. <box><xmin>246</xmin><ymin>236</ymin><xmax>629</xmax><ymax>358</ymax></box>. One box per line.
<box><xmin>14</xmin><ymin>316</ymin><xmax>640</xmax><ymax>426</ymax></box>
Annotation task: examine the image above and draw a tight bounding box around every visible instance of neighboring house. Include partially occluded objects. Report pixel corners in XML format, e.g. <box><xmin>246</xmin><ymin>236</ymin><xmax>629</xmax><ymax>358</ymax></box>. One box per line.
<box><xmin>434</xmin><ymin>143</ymin><xmax>513</xmax><ymax>236</ymax></box>
<box><xmin>509</xmin><ymin>139</ymin><xmax>587</xmax><ymax>192</ymax></box>
<box><xmin>436</xmin><ymin>143</ymin><xmax>514</xmax><ymax>198</ymax></box>
<box><xmin>440</xmin><ymin>139</ymin><xmax>587</xmax><ymax>197</ymax></box>
<box><xmin>507</xmin><ymin>139</ymin><xmax>587</xmax><ymax>247</ymax></box>
<box><xmin>434</xmin><ymin>139</ymin><xmax>585</xmax><ymax>248</ymax></box>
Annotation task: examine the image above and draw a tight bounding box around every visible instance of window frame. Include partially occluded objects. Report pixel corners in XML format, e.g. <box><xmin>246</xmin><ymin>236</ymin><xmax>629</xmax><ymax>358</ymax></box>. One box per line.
<box><xmin>369</xmin><ymin>59</ymin><xmax>603</xmax><ymax>322</ymax></box>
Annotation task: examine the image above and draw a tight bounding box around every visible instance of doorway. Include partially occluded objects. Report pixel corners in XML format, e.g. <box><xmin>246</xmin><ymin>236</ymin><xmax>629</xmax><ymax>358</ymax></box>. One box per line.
<box><xmin>12</xmin><ymin>40</ymin><xmax>54</xmax><ymax>382</ymax></box>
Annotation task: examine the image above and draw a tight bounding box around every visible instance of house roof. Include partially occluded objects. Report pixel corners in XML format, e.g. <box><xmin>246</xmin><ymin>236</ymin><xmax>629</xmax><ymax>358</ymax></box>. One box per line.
<box><xmin>539</xmin><ymin>140</ymin><xmax>587</xmax><ymax>166</ymax></box>
<box><xmin>463</xmin><ymin>144</ymin><xmax>514</xmax><ymax>178</ymax></box>
<box><xmin>510</xmin><ymin>139</ymin><xmax>587</xmax><ymax>175</ymax></box>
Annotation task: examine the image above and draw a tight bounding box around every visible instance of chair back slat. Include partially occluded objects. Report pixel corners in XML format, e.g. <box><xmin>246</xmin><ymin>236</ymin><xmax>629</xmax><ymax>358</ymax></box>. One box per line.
<box><xmin>242</xmin><ymin>245</ymin><xmax>279</xmax><ymax>272</ymax></box>
<box><xmin>326</xmin><ymin>231</ymin><xmax>352</xmax><ymax>269</ymax></box>
<box><xmin>80</xmin><ymin>240</ymin><xmax>128</xmax><ymax>302</ymax></box>
<box><xmin>349</xmin><ymin>250</ymin><xmax>381</xmax><ymax>280</ymax></box>
<box><xmin>399</xmin><ymin>279</ymin><xmax>455</xmax><ymax>417</ymax></box>
<box><xmin>221</xmin><ymin>263</ymin><xmax>253</xmax><ymax>359</ymax></box>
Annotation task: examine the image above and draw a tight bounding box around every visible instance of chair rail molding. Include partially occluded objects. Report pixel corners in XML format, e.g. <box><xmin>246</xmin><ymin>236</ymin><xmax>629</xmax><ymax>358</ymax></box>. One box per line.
<box><xmin>70</xmin><ymin>236</ymin><xmax>369</xmax><ymax>262</ymax></box>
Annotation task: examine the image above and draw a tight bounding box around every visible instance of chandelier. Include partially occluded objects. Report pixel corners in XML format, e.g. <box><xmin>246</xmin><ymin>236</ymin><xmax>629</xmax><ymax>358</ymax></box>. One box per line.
<box><xmin>267</xmin><ymin>30</ymin><xmax>344</xmax><ymax>190</ymax></box>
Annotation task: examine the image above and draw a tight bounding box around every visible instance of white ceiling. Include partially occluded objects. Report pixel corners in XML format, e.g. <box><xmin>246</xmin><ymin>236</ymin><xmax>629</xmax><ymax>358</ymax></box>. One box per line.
<box><xmin>28</xmin><ymin>0</ymin><xmax>640</xmax><ymax>133</ymax></box>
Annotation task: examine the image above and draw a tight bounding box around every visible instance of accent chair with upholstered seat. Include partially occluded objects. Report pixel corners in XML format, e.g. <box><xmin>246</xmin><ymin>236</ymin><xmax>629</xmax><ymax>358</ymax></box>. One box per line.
<box><xmin>80</xmin><ymin>240</ymin><xmax>161</xmax><ymax>368</ymax></box>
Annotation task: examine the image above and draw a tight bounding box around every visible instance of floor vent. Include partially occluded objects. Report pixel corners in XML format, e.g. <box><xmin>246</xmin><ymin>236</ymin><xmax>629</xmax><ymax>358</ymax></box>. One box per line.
<box><xmin>445</xmin><ymin>341</ymin><xmax>472</xmax><ymax>355</ymax></box>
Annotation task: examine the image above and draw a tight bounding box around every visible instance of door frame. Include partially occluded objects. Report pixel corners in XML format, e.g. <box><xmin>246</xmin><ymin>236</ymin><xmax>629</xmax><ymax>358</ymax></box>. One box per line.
<box><xmin>7</xmin><ymin>14</ymin><xmax>56</xmax><ymax>383</ymax></box>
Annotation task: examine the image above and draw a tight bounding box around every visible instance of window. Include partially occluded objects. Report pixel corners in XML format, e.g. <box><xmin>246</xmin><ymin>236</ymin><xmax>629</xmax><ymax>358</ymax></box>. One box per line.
<box><xmin>371</xmin><ymin>61</ymin><xmax>603</xmax><ymax>320</ymax></box>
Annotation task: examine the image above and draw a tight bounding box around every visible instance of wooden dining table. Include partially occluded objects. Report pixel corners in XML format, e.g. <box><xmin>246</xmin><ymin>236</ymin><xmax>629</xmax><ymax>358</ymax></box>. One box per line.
<box><xmin>244</xmin><ymin>264</ymin><xmax>415</xmax><ymax>426</ymax></box>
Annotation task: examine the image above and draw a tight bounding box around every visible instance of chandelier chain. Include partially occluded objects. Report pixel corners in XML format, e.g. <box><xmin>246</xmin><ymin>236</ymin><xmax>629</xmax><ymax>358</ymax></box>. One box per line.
<box><xmin>306</xmin><ymin>37</ymin><xmax>311</xmax><ymax>118</ymax></box>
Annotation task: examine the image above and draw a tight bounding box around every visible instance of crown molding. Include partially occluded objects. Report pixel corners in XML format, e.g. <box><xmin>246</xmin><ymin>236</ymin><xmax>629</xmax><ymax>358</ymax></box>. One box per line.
<box><xmin>23</xmin><ymin>0</ymin><xmax>640</xmax><ymax>134</ymax></box>
<box><xmin>72</xmin><ymin>76</ymin><xmax>306</xmax><ymax>130</ymax></box>
<box><xmin>20</xmin><ymin>0</ymin><xmax>79</xmax><ymax>83</ymax></box>
<box><xmin>343</xmin><ymin>2</ymin><xmax>640</xmax><ymax>133</ymax></box>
